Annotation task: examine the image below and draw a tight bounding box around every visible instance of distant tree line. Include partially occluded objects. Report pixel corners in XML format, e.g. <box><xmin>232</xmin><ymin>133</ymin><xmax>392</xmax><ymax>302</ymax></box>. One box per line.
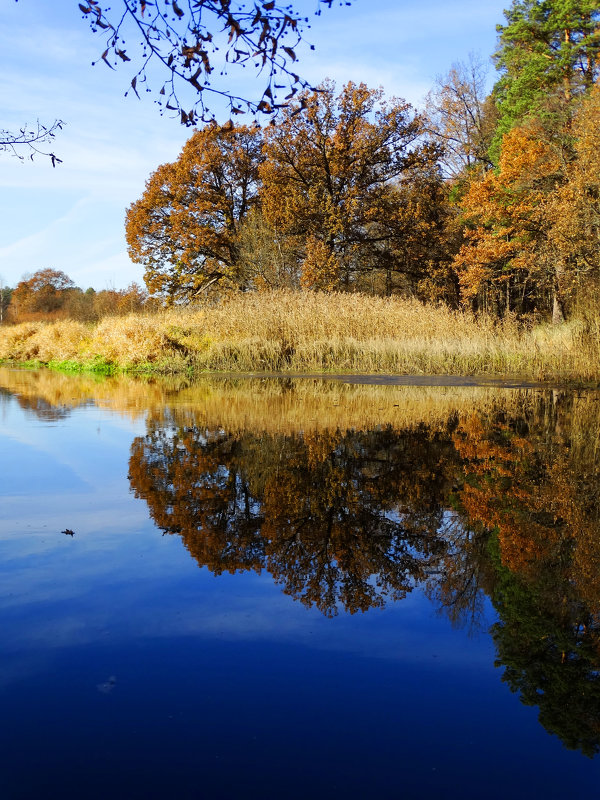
<box><xmin>124</xmin><ymin>0</ymin><xmax>600</xmax><ymax>322</ymax></box>
<box><xmin>0</xmin><ymin>268</ymin><xmax>152</xmax><ymax>324</ymax></box>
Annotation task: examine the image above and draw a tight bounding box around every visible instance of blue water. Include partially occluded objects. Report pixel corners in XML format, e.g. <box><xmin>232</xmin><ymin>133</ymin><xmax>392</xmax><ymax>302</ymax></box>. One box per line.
<box><xmin>0</xmin><ymin>375</ymin><xmax>599</xmax><ymax>799</ymax></box>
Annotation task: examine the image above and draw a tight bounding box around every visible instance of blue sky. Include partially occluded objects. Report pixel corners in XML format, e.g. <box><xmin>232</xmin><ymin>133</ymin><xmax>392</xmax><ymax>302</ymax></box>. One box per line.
<box><xmin>1</xmin><ymin>0</ymin><xmax>509</xmax><ymax>291</ymax></box>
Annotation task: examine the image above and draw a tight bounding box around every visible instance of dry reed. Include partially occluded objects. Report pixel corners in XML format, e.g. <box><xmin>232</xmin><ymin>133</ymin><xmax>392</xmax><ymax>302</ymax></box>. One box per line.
<box><xmin>0</xmin><ymin>290</ymin><xmax>598</xmax><ymax>380</ymax></box>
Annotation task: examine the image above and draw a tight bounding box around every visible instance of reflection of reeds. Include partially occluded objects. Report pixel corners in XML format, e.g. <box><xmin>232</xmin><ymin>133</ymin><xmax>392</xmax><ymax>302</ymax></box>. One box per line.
<box><xmin>0</xmin><ymin>290</ymin><xmax>597</xmax><ymax>379</ymax></box>
<box><xmin>0</xmin><ymin>367</ymin><xmax>189</xmax><ymax>422</ymax></box>
<box><xmin>0</xmin><ymin>365</ymin><xmax>535</xmax><ymax>433</ymax></box>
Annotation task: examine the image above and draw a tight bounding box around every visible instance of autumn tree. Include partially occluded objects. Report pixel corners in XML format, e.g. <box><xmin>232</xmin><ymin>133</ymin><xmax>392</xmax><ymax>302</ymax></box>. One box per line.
<box><xmin>548</xmin><ymin>83</ymin><xmax>600</xmax><ymax>301</ymax></box>
<box><xmin>260</xmin><ymin>80</ymin><xmax>442</xmax><ymax>293</ymax></box>
<box><xmin>452</xmin><ymin>122</ymin><xmax>565</xmax><ymax>317</ymax></box>
<box><xmin>387</xmin><ymin>169</ymin><xmax>460</xmax><ymax>302</ymax></box>
<box><xmin>125</xmin><ymin>123</ymin><xmax>264</xmax><ymax>302</ymax></box>
<box><xmin>430</xmin><ymin>1</ymin><xmax>600</xmax><ymax>320</ymax></box>
<box><xmin>449</xmin><ymin>2</ymin><xmax>600</xmax><ymax>319</ymax></box>
<box><xmin>235</xmin><ymin>209</ymin><xmax>301</xmax><ymax>290</ymax></box>
<box><xmin>84</xmin><ymin>283</ymin><xmax>150</xmax><ymax>318</ymax></box>
<box><xmin>422</xmin><ymin>57</ymin><xmax>499</xmax><ymax>305</ymax></box>
<box><xmin>10</xmin><ymin>269</ymin><xmax>76</xmax><ymax>320</ymax></box>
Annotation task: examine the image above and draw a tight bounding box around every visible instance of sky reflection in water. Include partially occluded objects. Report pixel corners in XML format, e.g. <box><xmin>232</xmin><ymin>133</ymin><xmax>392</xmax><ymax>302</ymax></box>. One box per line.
<box><xmin>1</xmin><ymin>368</ymin><xmax>599</xmax><ymax>799</ymax></box>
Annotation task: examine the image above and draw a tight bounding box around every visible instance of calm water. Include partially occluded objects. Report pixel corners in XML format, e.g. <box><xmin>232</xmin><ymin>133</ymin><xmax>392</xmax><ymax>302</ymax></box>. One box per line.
<box><xmin>1</xmin><ymin>367</ymin><xmax>600</xmax><ymax>799</ymax></box>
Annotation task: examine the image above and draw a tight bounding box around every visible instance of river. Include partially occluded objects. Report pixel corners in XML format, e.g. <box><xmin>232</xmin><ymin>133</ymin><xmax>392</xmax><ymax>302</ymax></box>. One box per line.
<box><xmin>1</xmin><ymin>366</ymin><xmax>599</xmax><ymax>798</ymax></box>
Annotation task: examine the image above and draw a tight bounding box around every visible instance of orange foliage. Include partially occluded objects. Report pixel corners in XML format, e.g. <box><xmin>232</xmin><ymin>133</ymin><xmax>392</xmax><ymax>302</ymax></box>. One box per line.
<box><xmin>452</xmin><ymin>412</ymin><xmax>561</xmax><ymax>580</ymax></box>
<box><xmin>10</xmin><ymin>269</ymin><xmax>75</xmax><ymax>321</ymax></box>
<box><xmin>549</xmin><ymin>83</ymin><xmax>600</xmax><ymax>289</ymax></box>
<box><xmin>129</xmin><ymin>421</ymin><xmax>452</xmax><ymax>616</ymax></box>
<box><xmin>453</xmin><ymin>124</ymin><xmax>562</xmax><ymax>313</ymax></box>
<box><xmin>261</xmin><ymin>80</ymin><xmax>444</xmax><ymax>293</ymax></box>
<box><xmin>125</xmin><ymin>123</ymin><xmax>263</xmax><ymax>302</ymax></box>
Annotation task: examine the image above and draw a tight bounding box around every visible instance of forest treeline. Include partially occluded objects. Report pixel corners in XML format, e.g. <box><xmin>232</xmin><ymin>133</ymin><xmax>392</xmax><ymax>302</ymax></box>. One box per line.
<box><xmin>2</xmin><ymin>0</ymin><xmax>599</xmax><ymax>330</ymax></box>
<box><xmin>0</xmin><ymin>268</ymin><xmax>152</xmax><ymax>324</ymax></box>
<box><xmin>119</xmin><ymin>0</ymin><xmax>600</xmax><ymax>322</ymax></box>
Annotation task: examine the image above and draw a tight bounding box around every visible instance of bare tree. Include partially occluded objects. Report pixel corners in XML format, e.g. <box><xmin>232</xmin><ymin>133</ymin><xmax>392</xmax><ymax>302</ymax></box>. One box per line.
<box><xmin>425</xmin><ymin>54</ymin><xmax>496</xmax><ymax>179</ymax></box>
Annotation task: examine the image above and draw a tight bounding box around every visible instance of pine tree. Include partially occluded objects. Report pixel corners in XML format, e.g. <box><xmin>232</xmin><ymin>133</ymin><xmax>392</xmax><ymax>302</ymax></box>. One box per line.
<box><xmin>492</xmin><ymin>0</ymin><xmax>600</xmax><ymax>161</ymax></box>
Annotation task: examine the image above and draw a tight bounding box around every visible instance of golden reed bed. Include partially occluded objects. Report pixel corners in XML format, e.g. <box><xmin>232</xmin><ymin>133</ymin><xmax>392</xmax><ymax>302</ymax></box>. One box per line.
<box><xmin>1</xmin><ymin>290</ymin><xmax>598</xmax><ymax>381</ymax></box>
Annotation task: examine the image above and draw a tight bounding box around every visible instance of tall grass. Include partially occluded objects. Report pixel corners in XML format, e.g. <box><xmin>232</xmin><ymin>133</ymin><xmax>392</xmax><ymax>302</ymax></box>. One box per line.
<box><xmin>0</xmin><ymin>290</ymin><xmax>598</xmax><ymax>380</ymax></box>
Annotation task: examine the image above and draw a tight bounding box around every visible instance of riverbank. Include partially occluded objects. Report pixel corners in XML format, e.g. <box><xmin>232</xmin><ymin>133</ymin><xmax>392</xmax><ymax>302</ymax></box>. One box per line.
<box><xmin>1</xmin><ymin>290</ymin><xmax>598</xmax><ymax>381</ymax></box>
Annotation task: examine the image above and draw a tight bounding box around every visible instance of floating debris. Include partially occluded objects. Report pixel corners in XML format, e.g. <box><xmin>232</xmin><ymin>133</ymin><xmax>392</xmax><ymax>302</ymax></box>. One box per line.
<box><xmin>97</xmin><ymin>676</ymin><xmax>117</xmax><ymax>694</ymax></box>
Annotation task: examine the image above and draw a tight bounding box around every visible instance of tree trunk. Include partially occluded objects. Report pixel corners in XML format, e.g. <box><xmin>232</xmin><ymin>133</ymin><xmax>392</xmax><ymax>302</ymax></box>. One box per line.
<box><xmin>552</xmin><ymin>292</ymin><xmax>565</xmax><ymax>325</ymax></box>
<box><xmin>552</xmin><ymin>261</ymin><xmax>566</xmax><ymax>325</ymax></box>
<box><xmin>563</xmin><ymin>29</ymin><xmax>572</xmax><ymax>104</ymax></box>
<box><xmin>385</xmin><ymin>269</ymin><xmax>392</xmax><ymax>297</ymax></box>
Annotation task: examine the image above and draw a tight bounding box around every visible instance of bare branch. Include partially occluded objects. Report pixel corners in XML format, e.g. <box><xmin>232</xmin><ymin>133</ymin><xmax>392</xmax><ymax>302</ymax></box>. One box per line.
<box><xmin>76</xmin><ymin>0</ymin><xmax>345</xmax><ymax>122</ymax></box>
<box><xmin>0</xmin><ymin>120</ymin><xmax>65</xmax><ymax>166</ymax></box>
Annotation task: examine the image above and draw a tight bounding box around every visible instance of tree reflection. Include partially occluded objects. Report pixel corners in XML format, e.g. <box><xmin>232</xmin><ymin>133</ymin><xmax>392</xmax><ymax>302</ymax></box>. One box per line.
<box><xmin>129</xmin><ymin>421</ymin><xmax>459</xmax><ymax>616</ymax></box>
<box><xmin>128</xmin><ymin>390</ymin><xmax>600</xmax><ymax>755</ymax></box>
<box><xmin>489</xmin><ymin>539</ymin><xmax>600</xmax><ymax>758</ymax></box>
<box><xmin>12</xmin><ymin>393</ymin><xmax>73</xmax><ymax>421</ymax></box>
<box><xmin>450</xmin><ymin>393</ymin><xmax>600</xmax><ymax>756</ymax></box>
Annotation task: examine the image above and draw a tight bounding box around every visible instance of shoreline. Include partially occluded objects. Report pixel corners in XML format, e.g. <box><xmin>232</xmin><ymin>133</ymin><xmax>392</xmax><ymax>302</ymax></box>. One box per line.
<box><xmin>1</xmin><ymin>291</ymin><xmax>599</xmax><ymax>386</ymax></box>
<box><xmin>1</xmin><ymin>358</ymin><xmax>597</xmax><ymax>390</ymax></box>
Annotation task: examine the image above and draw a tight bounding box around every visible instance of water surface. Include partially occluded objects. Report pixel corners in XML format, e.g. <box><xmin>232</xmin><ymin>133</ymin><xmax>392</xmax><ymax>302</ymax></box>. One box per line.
<box><xmin>1</xmin><ymin>367</ymin><xmax>600</xmax><ymax>798</ymax></box>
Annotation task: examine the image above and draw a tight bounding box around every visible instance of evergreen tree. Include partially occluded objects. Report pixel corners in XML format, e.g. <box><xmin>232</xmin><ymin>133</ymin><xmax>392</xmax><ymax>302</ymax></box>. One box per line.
<box><xmin>492</xmin><ymin>0</ymin><xmax>600</xmax><ymax>160</ymax></box>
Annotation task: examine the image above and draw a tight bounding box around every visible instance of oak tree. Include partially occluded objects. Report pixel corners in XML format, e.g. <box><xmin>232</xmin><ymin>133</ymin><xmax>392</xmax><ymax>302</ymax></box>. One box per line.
<box><xmin>260</xmin><ymin>80</ymin><xmax>441</xmax><ymax>293</ymax></box>
<box><xmin>10</xmin><ymin>268</ymin><xmax>75</xmax><ymax>318</ymax></box>
<box><xmin>125</xmin><ymin>122</ymin><xmax>264</xmax><ymax>301</ymax></box>
<box><xmin>235</xmin><ymin>209</ymin><xmax>301</xmax><ymax>290</ymax></box>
